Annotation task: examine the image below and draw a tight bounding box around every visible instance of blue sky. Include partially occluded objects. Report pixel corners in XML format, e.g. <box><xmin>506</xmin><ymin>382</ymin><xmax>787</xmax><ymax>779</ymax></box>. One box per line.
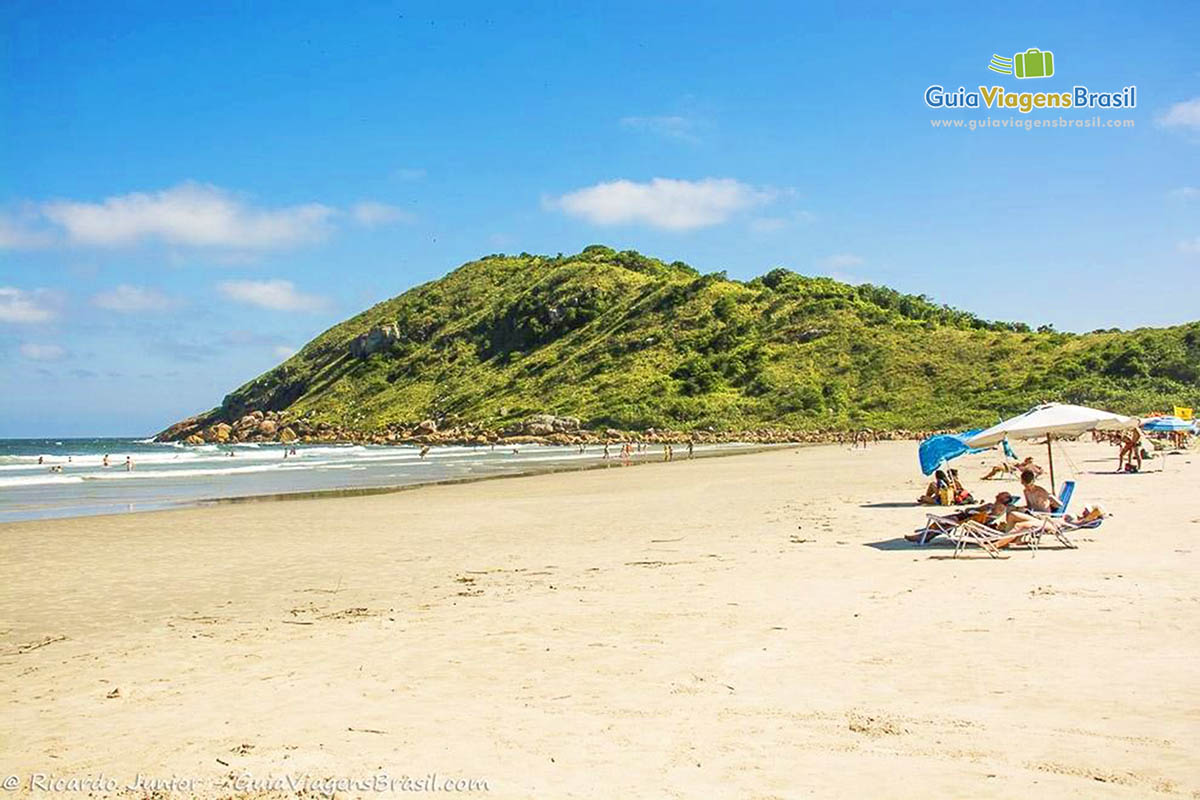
<box><xmin>2</xmin><ymin>1</ymin><xmax>1198</xmax><ymax>436</ymax></box>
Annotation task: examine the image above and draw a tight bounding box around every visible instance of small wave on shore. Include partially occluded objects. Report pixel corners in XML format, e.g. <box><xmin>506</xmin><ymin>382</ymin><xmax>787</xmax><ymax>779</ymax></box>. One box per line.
<box><xmin>0</xmin><ymin>437</ymin><xmax>770</xmax><ymax>522</ymax></box>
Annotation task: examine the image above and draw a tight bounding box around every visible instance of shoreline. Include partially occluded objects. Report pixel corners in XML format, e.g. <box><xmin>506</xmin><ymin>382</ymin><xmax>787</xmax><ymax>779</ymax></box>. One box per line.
<box><xmin>189</xmin><ymin>441</ymin><xmax>797</xmax><ymax>511</ymax></box>
<box><xmin>0</xmin><ymin>441</ymin><xmax>799</xmax><ymax>526</ymax></box>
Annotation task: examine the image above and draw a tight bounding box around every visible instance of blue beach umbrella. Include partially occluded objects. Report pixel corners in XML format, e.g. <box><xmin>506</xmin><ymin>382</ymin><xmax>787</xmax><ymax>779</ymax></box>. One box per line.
<box><xmin>1142</xmin><ymin>416</ymin><xmax>1196</xmax><ymax>433</ymax></box>
<box><xmin>918</xmin><ymin>429</ymin><xmax>985</xmax><ymax>476</ymax></box>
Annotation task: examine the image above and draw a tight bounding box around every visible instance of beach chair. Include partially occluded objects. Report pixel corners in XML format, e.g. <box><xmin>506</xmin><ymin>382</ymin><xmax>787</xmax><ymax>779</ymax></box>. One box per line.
<box><xmin>1048</xmin><ymin>481</ymin><xmax>1075</xmax><ymax>519</ymax></box>
<box><xmin>942</xmin><ymin>519</ymin><xmax>1030</xmax><ymax>558</ymax></box>
<box><xmin>1029</xmin><ymin>480</ymin><xmax>1078</xmax><ymax>549</ymax></box>
<box><xmin>910</xmin><ymin>513</ymin><xmax>961</xmax><ymax>544</ymax></box>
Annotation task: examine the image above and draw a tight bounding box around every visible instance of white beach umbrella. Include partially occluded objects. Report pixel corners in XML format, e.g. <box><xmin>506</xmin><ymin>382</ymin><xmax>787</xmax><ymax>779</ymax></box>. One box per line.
<box><xmin>964</xmin><ymin>402</ymin><xmax>1138</xmax><ymax>491</ymax></box>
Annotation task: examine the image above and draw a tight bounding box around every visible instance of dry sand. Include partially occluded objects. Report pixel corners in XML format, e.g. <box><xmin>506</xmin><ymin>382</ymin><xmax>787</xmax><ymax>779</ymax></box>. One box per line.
<box><xmin>1</xmin><ymin>440</ymin><xmax>1197</xmax><ymax>798</ymax></box>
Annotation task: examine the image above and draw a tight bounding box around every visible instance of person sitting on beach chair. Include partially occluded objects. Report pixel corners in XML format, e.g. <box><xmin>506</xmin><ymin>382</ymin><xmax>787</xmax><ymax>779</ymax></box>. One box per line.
<box><xmin>1019</xmin><ymin>469</ymin><xmax>1061</xmax><ymax>513</ymax></box>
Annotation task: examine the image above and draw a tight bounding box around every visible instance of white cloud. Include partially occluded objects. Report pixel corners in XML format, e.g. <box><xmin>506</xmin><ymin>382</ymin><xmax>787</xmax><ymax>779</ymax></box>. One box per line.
<box><xmin>91</xmin><ymin>285</ymin><xmax>176</xmax><ymax>313</ymax></box>
<box><xmin>1170</xmin><ymin>186</ymin><xmax>1200</xmax><ymax>200</ymax></box>
<box><xmin>217</xmin><ymin>279</ymin><xmax>327</xmax><ymax>311</ymax></box>
<box><xmin>1179</xmin><ymin>237</ymin><xmax>1200</xmax><ymax>254</ymax></box>
<box><xmin>0</xmin><ymin>287</ymin><xmax>56</xmax><ymax>323</ymax></box>
<box><xmin>749</xmin><ymin>210</ymin><xmax>816</xmax><ymax>233</ymax></box>
<box><xmin>620</xmin><ymin>115</ymin><xmax>701</xmax><ymax>142</ymax></box>
<box><xmin>350</xmin><ymin>201</ymin><xmax>414</xmax><ymax>227</ymax></box>
<box><xmin>20</xmin><ymin>342</ymin><xmax>66</xmax><ymax>361</ymax></box>
<box><xmin>0</xmin><ymin>215</ymin><xmax>51</xmax><ymax>249</ymax></box>
<box><xmin>552</xmin><ymin>178</ymin><xmax>775</xmax><ymax>231</ymax></box>
<box><xmin>1</xmin><ymin>184</ymin><xmax>423</xmax><ymax>252</ymax></box>
<box><xmin>819</xmin><ymin>253</ymin><xmax>865</xmax><ymax>270</ymax></box>
<box><xmin>41</xmin><ymin>182</ymin><xmax>335</xmax><ymax>249</ymax></box>
<box><xmin>1157</xmin><ymin>97</ymin><xmax>1200</xmax><ymax>129</ymax></box>
<box><xmin>273</xmin><ymin>345</ymin><xmax>298</xmax><ymax>359</ymax></box>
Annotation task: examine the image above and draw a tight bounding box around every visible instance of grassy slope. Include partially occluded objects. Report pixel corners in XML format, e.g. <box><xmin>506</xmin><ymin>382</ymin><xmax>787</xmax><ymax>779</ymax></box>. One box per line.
<box><xmin>213</xmin><ymin>246</ymin><xmax>1200</xmax><ymax>433</ymax></box>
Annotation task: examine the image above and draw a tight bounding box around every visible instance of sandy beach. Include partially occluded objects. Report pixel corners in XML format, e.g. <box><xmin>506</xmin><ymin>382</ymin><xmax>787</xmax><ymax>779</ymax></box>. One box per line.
<box><xmin>1</xmin><ymin>439</ymin><xmax>1197</xmax><ymax>798</ymax></box>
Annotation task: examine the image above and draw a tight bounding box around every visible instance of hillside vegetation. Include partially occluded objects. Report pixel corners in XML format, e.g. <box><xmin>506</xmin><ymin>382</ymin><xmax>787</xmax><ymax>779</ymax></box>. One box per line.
<box><xmin>162</xmin><ymin>246</ymin><xmax>1200</xmax><ymax>439</ymax></box>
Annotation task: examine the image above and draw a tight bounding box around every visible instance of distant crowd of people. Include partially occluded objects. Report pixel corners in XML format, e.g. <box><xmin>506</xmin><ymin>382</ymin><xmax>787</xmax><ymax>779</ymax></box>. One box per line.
<box><xmin>40</xmin><ymin>454</ymin><xmax>134</xmax><ymax>472</ymax></box>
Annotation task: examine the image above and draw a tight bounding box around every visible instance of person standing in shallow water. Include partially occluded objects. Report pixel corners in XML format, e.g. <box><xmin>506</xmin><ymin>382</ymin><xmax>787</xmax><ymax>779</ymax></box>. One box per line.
<box><xmin>419</xmin><ymin>445</ymin><xmax>430</xmax><ymax>459</ymax></box>
<box><xmin>124</xmin><ymin>456</ymin><xmax>134</xmax><ymax>472</ymax></box>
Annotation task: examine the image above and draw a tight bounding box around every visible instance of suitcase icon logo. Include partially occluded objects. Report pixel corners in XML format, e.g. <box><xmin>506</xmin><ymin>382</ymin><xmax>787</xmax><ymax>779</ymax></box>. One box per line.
<box><xmin>988</xmin><ymin>48</ymin><xmax>1055</xmax><ymax>79</ymax></box>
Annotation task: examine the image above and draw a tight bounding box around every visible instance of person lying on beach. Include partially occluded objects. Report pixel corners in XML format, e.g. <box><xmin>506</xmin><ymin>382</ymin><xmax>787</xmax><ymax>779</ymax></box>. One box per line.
<box><xmin>962</xmin><ymin>492</ymin><xmax>1051</xmax><ymax>548</ymax></box>
<box><xmin>980</xmin><ymin>456</ymin><xmax>1041</xmax><ymax>481</ymax></box>
<box><xmin>905</xmin><ymin>491</ymin><xmax>1017</xmax><ymax>542</ymax></box>
<box><xmin>966</xmin><ymin>491</ymin><xmax>1020</xmax><ymax>523</ymax></box>
<box><xmin>990</xmin><ymin>508</ymin><xmax>1054</xmax><ymax>549</ymax></box>
<box><xmin>1020</xmin><ymin>469</ymin><xmax>1062</xmax><ymax>513</ymax></box>
<box><xmin>1065</xmin><ymin>505</ymin><xmax>1106</xmax><ymax>526</ymax></box>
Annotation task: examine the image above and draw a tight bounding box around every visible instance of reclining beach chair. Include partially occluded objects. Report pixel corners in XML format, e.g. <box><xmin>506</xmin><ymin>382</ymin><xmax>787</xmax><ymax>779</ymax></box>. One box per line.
<box><xmin>1049</xmin><ymin>481</ymin><xmax>1075</xmax><ymax>519</ymax></box>
<box><xmin>942</xmin><ymin>519</ymin><xmax>1031</xmax><ymax>558</ymax></box>
<box><xmin>1029</xmin><ymin>481</ymin><xmax>1080</xmax><ymax>549</ymax></box>
<box><xmin>911</xmin><ymin>513</ymin><xmax>961</xmax><ymax>544</ymax></box>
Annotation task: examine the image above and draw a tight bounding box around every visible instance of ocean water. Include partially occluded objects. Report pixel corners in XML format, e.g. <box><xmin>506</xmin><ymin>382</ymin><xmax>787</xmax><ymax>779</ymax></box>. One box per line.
<box><xmin>0</xmin><ymin>437</ymin><xmax>766</xmax><ymax>523</ymax></box>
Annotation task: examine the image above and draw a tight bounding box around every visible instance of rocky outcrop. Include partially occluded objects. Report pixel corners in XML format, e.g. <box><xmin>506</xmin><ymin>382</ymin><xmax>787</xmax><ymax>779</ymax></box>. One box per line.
<box><xmin>154</xmin><ymin>411</ymin><xmax>220</xmax><ymax>443</ymax></box>
<box><xmin>506</xmin><ymin>414</ymin><xmax>581</xmax><ymax>436</ymax></box>
<box><xmin>349</xmin><ymin>323</ymin><xmax>400</xmax><ymax>358</ymax></box>
<box><xmin>156</xmin><ymin>405</ymin><xmax>936</xmax><ymax>449</ymax></box>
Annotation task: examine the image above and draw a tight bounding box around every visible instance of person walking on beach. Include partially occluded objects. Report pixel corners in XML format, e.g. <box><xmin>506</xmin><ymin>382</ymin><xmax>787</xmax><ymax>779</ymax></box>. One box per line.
<box><xmin>687</xmin><ymin>440</ymin><xmax>694</xmax><ymax>459</ymax></box>
<box><xmin>603</xmin><ymin>442</ymin><xmax>610</xmax><ymax>460</ymax></box>
<box><xmin>420</xmin><ymin>445</ymin><xmax>430</xmax><ymax>459</ymax></box>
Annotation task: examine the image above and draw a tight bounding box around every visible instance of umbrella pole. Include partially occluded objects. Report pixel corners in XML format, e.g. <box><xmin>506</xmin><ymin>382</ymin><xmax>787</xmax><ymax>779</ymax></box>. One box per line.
<box><xmin>1047</xmin><ymin>436</ymin><xmax>1055</xmax><ymax>495</ymax></box>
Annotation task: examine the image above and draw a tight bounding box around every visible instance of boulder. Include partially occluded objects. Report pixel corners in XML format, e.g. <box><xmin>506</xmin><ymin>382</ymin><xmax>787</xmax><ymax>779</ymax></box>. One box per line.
<box><xmin>515</xmin><ymin>414</ymin><xmax>582</xmax><ymax>436</ymax></box>
<box><xmin>211</xmin><ymin>423</ymin><xmax>232</xmax><ymax>443</ymax></box>
<box><xmin>184</xmin><ymin>434</ymin><xmax>204</xmax><ymax>446</ymax></box>
<box><xmin>279</xmin><ymin>426</ymin><xmax>297</xmax><ymax>443</ymax></box>
<box><xmin>258</xmin><ymin>419</ymin><xmax>278</xmax><ymax>437</ymax></box>
<box><xmin>416</xmin><ymin>419</ymin><xmax>438</xmax><ymax>435</ymax></box>
<box><xmin>349</xmin><ymin>323</ymin><xmax>401</xmax><ymax>358</ymax></box>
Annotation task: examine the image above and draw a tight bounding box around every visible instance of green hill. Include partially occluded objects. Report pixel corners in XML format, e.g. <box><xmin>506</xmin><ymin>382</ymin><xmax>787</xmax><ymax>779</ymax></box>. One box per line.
<box><xmin>158</xmin><ymin>246</ymin><xmax>1200</xmax><ymax>441</ymax></box>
